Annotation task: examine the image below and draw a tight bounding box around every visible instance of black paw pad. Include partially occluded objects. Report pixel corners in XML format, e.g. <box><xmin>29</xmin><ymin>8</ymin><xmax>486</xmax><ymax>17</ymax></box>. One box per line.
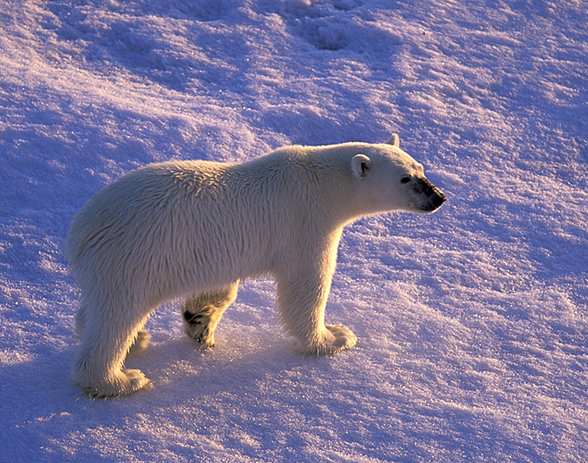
<box><xmin>183</xmin><ymin>311</ymin><xmax>203</xmax><ymax>325</ymax></box>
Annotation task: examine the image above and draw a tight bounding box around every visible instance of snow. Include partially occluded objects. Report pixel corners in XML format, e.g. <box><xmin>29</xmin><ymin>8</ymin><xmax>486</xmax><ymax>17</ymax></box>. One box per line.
<box><xmin>0</xmin><ymin>0</ymin><xmax>586</xmax><ymax>461</ymax></box>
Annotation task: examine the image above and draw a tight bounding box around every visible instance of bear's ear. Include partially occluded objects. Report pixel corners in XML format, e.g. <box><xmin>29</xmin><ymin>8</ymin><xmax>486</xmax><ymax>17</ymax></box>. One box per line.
<box><xmin>351</xmin><ymin>154</ymin><xmax>372</xmax><ymax>178</ymax></box>
<box><xmin>385</xmin><ymin>133</ymin><xmax>400</xmax><ymax>147</ymax></box>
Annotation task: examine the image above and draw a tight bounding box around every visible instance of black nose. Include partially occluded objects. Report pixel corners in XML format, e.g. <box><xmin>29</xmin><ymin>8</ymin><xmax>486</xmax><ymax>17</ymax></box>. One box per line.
<box><xmin>432</xmin><ymin>192</ymin><xmax>446</xmax><ymax>208</ymax></box>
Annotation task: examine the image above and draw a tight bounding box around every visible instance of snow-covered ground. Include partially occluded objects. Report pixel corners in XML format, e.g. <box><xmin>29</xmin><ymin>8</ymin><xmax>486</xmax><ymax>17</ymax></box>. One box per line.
<box><xmin>1</xmin><ymin>0</ymin><xmax>586</xmax><ymax>461</ymax></box>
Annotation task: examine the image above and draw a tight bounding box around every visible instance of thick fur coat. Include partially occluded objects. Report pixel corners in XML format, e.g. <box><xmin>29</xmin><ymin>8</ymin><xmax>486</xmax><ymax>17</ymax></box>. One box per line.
<box><xmin>67</xmin><ymin>135</ymin><xmax>446</xmax><ymax>397</ymax></box>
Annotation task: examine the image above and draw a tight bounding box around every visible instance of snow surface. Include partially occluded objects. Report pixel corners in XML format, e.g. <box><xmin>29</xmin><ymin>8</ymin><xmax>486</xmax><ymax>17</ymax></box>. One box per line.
<box><xmin>0</xmin><ymin>0</ymin><xmax>586</xmax><ymax>461</ymax></box>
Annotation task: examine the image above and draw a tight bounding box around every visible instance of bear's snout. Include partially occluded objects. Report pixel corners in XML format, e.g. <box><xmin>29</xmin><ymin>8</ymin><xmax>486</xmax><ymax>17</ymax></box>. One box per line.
<box><xmin>413</xmin><ymin>178</ymin><xmax>446</xmax><ymax>213</ymax></box>
<box><xmin>431</xmin><ymin>191</ymin><xmax>447</xmax><ymax>208</ymax></box>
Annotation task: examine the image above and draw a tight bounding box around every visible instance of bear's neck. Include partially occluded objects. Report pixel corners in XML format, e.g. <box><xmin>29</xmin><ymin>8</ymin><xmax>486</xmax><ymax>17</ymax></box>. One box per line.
<box><xmin>304</xmin><ymin>146</ymin><xmax>369</xmax><ymax>227</ymax></box>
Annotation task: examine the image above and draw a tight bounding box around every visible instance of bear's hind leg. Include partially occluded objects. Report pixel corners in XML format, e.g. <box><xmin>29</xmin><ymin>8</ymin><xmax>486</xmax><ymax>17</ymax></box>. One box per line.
<box><xmin>76</xmin><ymin>302</ymin><xmax>150</xmax><ymax>358</ymax></box>
<box><xmin>181</xmin><ymin>282</ymin><xmax>238</xmax><ymax>349</ymax></box>
<box><xmin>72</xmin><ymin>302</ymin><xmax>153</xmax><ymax>398</ymax></box>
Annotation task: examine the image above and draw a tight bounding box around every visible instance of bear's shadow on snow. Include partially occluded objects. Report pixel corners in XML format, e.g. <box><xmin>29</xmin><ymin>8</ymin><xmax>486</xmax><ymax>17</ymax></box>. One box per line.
<box><xmin>127</xmin><ymin>333</ymin><xmax>322</xmax><ymax>400</ymax></box>
<box><xmin>0</xmin><ymin>347</ymin><xmax>81</xmax><ymax>405</ymax></box>
<box><xmin>0</xmin><ymin>333</ymin><xmax>312</xmax><ymax>406</ymax></box>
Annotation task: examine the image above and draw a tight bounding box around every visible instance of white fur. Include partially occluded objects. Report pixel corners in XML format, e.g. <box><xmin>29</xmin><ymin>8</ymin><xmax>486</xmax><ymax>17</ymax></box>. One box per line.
<box><xmin>67</xmin><ymin>136</ymin><xmax>446</xmax><ymax>397</ymax></box>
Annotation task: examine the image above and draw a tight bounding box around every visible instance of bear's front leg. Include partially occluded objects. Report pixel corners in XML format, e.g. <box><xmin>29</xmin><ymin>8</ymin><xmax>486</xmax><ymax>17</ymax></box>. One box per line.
<box><xmin>275</xmin><ymin>264</ymin><xmax>357</xmax><ymax>355</ymax></box>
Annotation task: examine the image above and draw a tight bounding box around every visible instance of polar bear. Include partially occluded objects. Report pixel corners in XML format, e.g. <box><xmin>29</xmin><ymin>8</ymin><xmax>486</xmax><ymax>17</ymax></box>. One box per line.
<box><xmin>67</xmin><ymin>134</ymin><xmax>446</xmax><ymax>397</ymax></box>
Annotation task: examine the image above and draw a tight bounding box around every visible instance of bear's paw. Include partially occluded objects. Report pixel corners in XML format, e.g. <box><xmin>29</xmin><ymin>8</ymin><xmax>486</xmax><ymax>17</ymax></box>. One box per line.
<box><xmin>324</xmin><ymin>324</ymin><xmax>358</xmax><ymax>352</ymax></box>
<box><xmin>296</xmin><ymin>324</ymin><xmax>357</xmax><ymax>355</ymax></box>
<box><xmin>78</xmin><ymin>369</ymin><xmax>153</xmax><ymax>399</ymax></box>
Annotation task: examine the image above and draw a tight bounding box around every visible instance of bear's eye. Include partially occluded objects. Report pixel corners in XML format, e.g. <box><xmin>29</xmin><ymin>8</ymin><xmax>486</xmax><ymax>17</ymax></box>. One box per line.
<box><xmin>400</xmin><ymin>177</ymin><xmax>411</xmax><ymax>184</ymax></box>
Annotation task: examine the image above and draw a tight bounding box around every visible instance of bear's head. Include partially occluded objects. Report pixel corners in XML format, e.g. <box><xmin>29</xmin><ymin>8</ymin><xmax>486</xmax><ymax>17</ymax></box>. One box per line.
<box><xmin>351</xmin><ymin>134</ymin><xmax>446</xmax><ymax>215</ymax></box>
